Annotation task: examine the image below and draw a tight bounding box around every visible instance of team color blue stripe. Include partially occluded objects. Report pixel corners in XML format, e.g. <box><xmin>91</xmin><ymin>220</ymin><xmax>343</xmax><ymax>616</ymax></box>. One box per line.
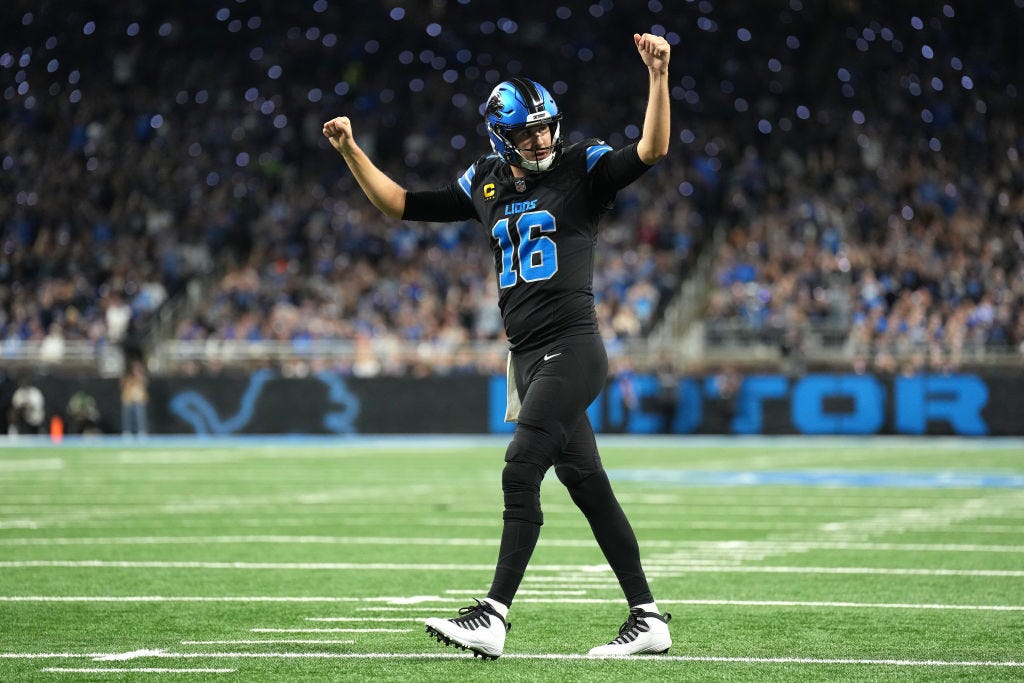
<box><xmin>456</xmin><ymin>164</ymin><xmax>475</xmax><ymax>197</ymax></box>
<box><xmin>586</xmin><ymin>144</ymin><xmax>612</xmax><ymax>173</ymax></box>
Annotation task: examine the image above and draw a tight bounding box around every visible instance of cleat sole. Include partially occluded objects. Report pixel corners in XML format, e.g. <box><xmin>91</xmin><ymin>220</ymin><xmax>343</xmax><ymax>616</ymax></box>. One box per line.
<box><xmin>425</xmin><ymin>624</ymin><xmax>500</xmax><ymax>660</ymax></box>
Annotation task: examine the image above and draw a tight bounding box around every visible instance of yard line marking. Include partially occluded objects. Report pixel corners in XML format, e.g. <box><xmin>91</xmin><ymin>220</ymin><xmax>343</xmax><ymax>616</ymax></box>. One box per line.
<box><xmin>524</xmin><ymin>581</ymin><xmax>618</xmax><ymax>585</ymax></box>
<box><xmin>509</xmin><ymin>598</ymin><xmax>1024</xmax><ymax>611</ymax></box>
<box><xmin>19</xmin><ymin>652</ymin><xmax>1024</xmax><ymax>667</ymax></box>
<box><xmin>95</xmin><ymin>648</ymin><xmax>167</xmax><ymax>661</ymax></box>
<box><xmin>0</xmin><ymin>520</ymin><xmax>39</xmax><ymax>529</ymax></box>
<box><xmin>182</xmin><ymin>640</ymin><xmax>355</xmax><ymax>645</ymax></box>
<box><xmin>9</xmin><ymin>502</ymin><xmax>1007</xmax><ymax>516</ymax></box>
<box><xmin>0</xmin><ymin>535</ymin><xmax>625</xmax><ymax>549</ymax></box>
<box><xmin>246</xmin><ymin>517</ymin><xmax>1024</xmax><ymax>535</ymax></box>
<box><xmin>0</xmin><ymin>596</ymin><xmax>365</xmax><ymax>602</ymax></box>
<box><xmin>1</xmin><ymin>654</ymin><xmax>113</xmax><ymax>658</ymax></box>
<box><xmin>0</xmin><ymin>561</ymin><xmax>552</xmax><ymax>571</ymax></box>
<box><xmin>4</xmin><ymin>560</ymin><xmax>1024</xmax><ymax>577</ymax></box>
<box><xmin>679</xmin><ymin>541</ymin><xmax>1024</xmax><ymax>553</ymax></box>
<box><xmin>251</xmin><ymin>628</ymin><xmax>413</xmax><ymax>633</ymax></box>
<box><xmin>343</xmin><ymin>595</ymin><xmax>441</xmax><ymax>605</ymax></box>
<box><xmin>4</xmin><ymin>596</ymin><xmax>1021</xmax><ymax>611</ymax></box>
<box><xmin>115</xmin><ymin>452</ymin><xmax>247</xmax><ymax>465</ymax></box>
<box><xmin>0</xmin><ymin>458</ymin><xmax>63</xmax><ymax>471</ymax></box>
<box><xmin>5</xmin><ymin>535</ymin><xmax>1024</xmax><ymax>554</ymax></box>
<box><xmin>305</xmin><ymin>617</ymin><xmax>424</xmax><ymax>622</ymax></box>
<box><xmin>357</xmin><ymin>607</ymin><xmax>463</xmax><ymax>612</ymax></box>
<box><xmin>41</xmin><ymin>668</ymin><xmax>235</xmax><ymax>673</ymax></box>
<box><xmin>443</xmin><ymin>589</ymin><xmax>588</xmax><ymax>596</ymax></box>
<box><xmin>662</xmin><ymin>599</ymin><xmax>1024</xmax><ymax>611</ymax></box>
<box><xmin>649</xmin><ymin>566</ymin><xmax>1024</xmax><ymax>577</ymax></box>
<box><xmin>518</xmin><ymin>584</ymin><xmax>616</xmax><ymax>590</ymax></box>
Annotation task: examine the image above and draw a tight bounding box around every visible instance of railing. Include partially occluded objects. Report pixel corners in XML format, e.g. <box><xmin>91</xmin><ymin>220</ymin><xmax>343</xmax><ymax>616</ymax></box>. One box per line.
<box><xmin>693</xmin><ymin>320</ymin><xmax>1022</xmax><ymax>369</ymax></box>
<box><xmin>150</xmin><ymin>338</ymin><xmax>692</xmax><ymax>373</ymax></box>
<box><xmin>5</xmin><ymin>334</ymin><xmax>1018</xmax><ymax>375</ymax></box>
<box><xmin>1</xmin><ymin>341</ymin><xmax>125</xmax><ymax>375</ymax></box>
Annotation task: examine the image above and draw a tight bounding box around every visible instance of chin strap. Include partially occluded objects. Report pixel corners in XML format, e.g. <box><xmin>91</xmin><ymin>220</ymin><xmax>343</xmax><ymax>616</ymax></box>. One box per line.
<box><xmin>515</xmin><ymin>147</ymin><xmax>556</xmax><ymax>172</ymax></box>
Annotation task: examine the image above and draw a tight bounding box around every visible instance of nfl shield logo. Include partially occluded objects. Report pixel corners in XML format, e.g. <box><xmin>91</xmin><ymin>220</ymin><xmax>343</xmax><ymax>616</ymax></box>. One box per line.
<box><xmin>515</xmin><ymin>178</ymin><xmax>526</xmax><ymax>192</ymax></box>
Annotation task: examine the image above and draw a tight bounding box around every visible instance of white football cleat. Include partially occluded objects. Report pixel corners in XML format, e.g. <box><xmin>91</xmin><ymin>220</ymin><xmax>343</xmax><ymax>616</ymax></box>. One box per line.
<box><xmin>588</xmin><ymin>607</ymin><xmax>672</xmax><ymax>656</ymax></box>
<box><xmin>425</xmin><ymin>599</ymin><xmax>510</xmax><ymax>660</ymax></box>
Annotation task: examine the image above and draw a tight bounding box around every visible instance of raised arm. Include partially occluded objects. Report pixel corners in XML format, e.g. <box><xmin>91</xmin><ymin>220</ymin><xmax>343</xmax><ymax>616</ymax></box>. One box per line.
<box><xmin>633</xmin><ymin>33</ymin><xmax>671</xmax><ymax>165</ymax></box>
<box><xmin>323</xmin><ymin>116</ymin><xmax>406</xmax><ymax>219</ymax></box>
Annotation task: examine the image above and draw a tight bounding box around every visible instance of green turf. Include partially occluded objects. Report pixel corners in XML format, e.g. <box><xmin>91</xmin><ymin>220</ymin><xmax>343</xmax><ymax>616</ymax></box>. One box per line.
<box><xmin>1</xmin><ymin>438</ymin><xmax>1023</xmax><ymax>681</ymax></box>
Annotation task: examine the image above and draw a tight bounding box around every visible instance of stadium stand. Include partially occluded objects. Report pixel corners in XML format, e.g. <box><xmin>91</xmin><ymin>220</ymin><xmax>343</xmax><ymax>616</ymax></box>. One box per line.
<box><xmin>1</xmin><ymin>2</ymin><xmax>1020</xmax><ymax>376</ymax></box>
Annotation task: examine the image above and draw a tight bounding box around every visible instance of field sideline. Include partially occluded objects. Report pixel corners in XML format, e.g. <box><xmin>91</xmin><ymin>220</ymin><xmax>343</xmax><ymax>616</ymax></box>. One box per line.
<box><xmin>1</xmin><ymin>436</ymin><xmax>1022</xmax><ymax>681</ymax></box>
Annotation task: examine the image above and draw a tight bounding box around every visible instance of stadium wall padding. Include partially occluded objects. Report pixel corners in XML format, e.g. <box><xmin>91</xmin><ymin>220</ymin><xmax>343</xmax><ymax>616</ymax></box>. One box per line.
<box><xmin>2</xmin><ymin>371</ymin><xmax>1021</xmax><ymax>436</ymax></box>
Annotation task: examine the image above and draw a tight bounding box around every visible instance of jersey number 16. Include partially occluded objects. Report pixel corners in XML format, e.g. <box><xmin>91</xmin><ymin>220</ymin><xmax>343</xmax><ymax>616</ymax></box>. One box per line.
<box><xmin>491</xmin><ymin>210</ymin><xmax>558</xmax><ymax>288</ymax></box>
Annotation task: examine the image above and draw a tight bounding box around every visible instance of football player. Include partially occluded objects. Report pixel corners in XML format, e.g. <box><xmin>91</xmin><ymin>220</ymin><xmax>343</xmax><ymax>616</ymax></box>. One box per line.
<box><xmin>324</xmin><ymin>32</ymin><xmax>672</xmax><ymax>658</ymax></box>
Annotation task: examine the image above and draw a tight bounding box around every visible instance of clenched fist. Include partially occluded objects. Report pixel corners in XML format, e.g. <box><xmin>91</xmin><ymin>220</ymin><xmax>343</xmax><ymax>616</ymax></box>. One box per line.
<box><xmin>323</xmin><ymin>116</ymin><xmax>356</xmax><ymax>156</ymax></box>
<box><xmin>634</xmin><ymin>33</ymin><xmax>670</xmax><ymax>74</ymax></box>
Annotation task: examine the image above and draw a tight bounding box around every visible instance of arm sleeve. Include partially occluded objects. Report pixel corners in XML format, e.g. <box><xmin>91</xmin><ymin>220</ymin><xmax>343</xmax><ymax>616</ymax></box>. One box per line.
<box><xmin>402</xmin><ymin>183</ymin><xmax>477</xmax><ymax>223</ymax></box>
<box><xmin>588</xmin><ymin>142</ymin><xmax>653</xmax><ymax>203</ymax></box>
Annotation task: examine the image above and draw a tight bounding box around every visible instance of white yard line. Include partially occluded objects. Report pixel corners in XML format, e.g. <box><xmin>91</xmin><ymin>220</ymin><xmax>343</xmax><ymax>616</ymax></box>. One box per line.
<box><xmin>0</xmin><ymin>520</ymin><xmax>39</xmax><ymax>529</ymax></box>
<box><xmin>442</xmin><ymin>589</ymin><xmax>588</xmax><ymax>595</ymax></box>
<box><xmin>40</xmin><ymin>668</ymin><xmax>235</xmax><ymax>673</ymax></box>
<box><xmin>28</xmin><ymin>515</ymin><xmax>1019</xmax><ymax>534</ymax></box>
<box><xmin>524</xmin><ymin>578</ymin><xmax>648</xmax><ymax>585</ymax></box>
<box><xmin>113</xmin><ymin>451</ymin><xmax>260</xmax><ymax>465</ymax></box>
<box><xmin>9</xmin><ymin>501</ymin><xmax>1015</xmax><ymax>515</ymax></box>
<box><xmin>16</xmin><ymin>515</ymin><xmax>1015</xmax><ymax>534</ymax></box>
<box><xmin>356</xmin><ymin>607</ymin><xmax>467</xmax><ymax>612</ymax></box>
<box><xmin>664</xmin><ymin>599</ymin><xmax>1024</xmax><ymax>611</ymax></box>
<box><xmin>11</xmin><ymin>652</ymin><xmax>1024</xmax><ymax>667</ymax></box>
<box><xmin>0</xmin><ymin>596</ymin><xmax>365</xmax><ymax>602</ymax></box>
<box><xmin>648</xmin><ymin>565</ymin><xmax>1024</xmax><ymax>577</ymax></box>
<box><xmin>251</xmin><ymin>628</ymin><xmax>413</xmax><ymax>633</ymax></box>
<box><xmin>3</xmin><ymin>595</ymin><xmax>1022</xmax><ymax>611</ymax></box>
<box><xmin>305</xmin><ymin>617</ymin><xmax>425</xmax><ymax>622</ymax></box>
<box><xmin>3</xmin><ymin>560</ymin><xmax>1023</xmax><ymax>576</ymax></box>
<box><xmin>0</xmin><ymin>560</ymin><xmax>505</xmax><ymax>570</ymax></box>
<box><xmin>181</xmin><ymin>640</ymin><xmax>355</xmax><ymax>645</ymax></box>
<box><xmin>1</xmin><ymin>653</ymin><xmax>115</xmax><ymax>658</ymax></box>
<box><xmin>0</xmin><ymin>458</ymin><xmax>63</xmax><ymax>471</ymax></box>
<box><xmin>513</xmin><ymin>584</ymin><xmax>619</xmax><ymax>590</ymax></box>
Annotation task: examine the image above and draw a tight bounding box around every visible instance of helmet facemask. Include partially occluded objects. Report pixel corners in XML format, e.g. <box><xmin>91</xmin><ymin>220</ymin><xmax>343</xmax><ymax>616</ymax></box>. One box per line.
<box><xmin>494</xmin><ymin>121</ymin><xmax>563</xmax><ymax>172</ymax></box>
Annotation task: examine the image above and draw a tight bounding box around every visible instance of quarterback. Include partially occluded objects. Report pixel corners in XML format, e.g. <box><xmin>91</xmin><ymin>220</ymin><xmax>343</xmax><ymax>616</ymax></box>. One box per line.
<box><xmin>324</xmin><ymin>32</ymin><xmax>672</xmax><ymax>658</ymax></box>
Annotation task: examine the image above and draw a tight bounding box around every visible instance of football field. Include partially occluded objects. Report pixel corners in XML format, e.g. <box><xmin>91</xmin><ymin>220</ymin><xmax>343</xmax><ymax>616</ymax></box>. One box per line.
<box><xmin>1</xmin><ymin>436</ymin><xmax>1023</xmax><ymax>681</ymax></box>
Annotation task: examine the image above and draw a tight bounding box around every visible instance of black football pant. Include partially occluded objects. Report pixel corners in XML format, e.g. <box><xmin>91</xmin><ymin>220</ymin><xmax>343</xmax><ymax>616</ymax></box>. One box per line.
<box><xmin>486</xmin><ymin>333</ymin><xmax>654</xmax><ymax>608</ymax></box>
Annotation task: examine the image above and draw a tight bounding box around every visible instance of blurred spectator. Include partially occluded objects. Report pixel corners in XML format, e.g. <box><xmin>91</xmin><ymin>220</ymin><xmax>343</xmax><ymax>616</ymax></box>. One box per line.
<box><xmin>612</xmin><ymin>357</ymin><xmax>639</xmax><ymax>431</ymax></box>
<box><xmin>708</xmin><ymin>364</ymin><xmax>742</xmax><ymax>428</ymax></box>
<box><xmin>67</xmin><ymin>389</ymin><xmax>102</xmax><ymax>435</ymax></box>
<box><xmin>120</xmin><ymin>360</ymin><xmax>148</xmax><ymax>437</ymax></box>
<box><xmin>644</xmin><ymin>355</ymin><xmax>679</xmax><ymax>434</ymax></box>
<box><xmin>7</xmin><ymin>375</ymin><xmax>45</xmax><ymax>435</ymax></box>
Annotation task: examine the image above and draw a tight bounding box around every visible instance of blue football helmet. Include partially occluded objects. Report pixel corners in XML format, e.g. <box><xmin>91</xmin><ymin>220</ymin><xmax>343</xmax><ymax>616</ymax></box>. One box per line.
<box><xmin>485</xmin><ymin>78</ymin><xmax>563</xmax><ymax>172</ymax></box>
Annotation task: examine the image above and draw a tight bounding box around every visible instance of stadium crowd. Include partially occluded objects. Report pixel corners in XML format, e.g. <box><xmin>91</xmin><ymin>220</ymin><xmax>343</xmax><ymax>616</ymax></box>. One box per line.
<box><xmin>704</xmin><ymin>11</ymin><xmax>1024</xmax><ymax>372</ymax></box>
<box><xmin>1</xmin><ymin>1</ymin><xmax>1021</xmax><ymax>376</ymax></box>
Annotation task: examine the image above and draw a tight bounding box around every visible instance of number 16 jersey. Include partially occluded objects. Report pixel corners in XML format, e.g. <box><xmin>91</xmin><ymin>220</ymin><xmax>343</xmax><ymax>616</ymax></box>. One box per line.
<box><xmin>403</xmin><ymin>139</ymin><xmax>652</xmax><ymax>352</ymax></box>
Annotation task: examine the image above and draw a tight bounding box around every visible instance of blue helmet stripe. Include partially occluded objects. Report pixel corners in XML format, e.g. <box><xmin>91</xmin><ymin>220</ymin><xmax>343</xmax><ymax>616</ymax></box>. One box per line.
<box><xmin>586</xmin><ymin>144</ymin><xmax>613</xmax><ymax>173</ymax></box>
<box><xmin>457</xmin><ymin>164</ymin><xmax>476</xmax><ymax>197</ymax></box>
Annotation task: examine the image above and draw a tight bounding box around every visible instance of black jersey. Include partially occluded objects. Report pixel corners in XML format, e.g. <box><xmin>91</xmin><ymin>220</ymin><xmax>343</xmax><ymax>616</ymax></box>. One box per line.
<box><xmin>404</xmin><ymin>139</ymin><xmax>651</xmax><ymax>351</ymax></box>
